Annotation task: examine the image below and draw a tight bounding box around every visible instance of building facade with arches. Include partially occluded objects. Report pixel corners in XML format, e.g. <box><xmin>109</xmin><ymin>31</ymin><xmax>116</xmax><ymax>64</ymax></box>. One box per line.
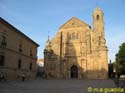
<box><xmin>44</xmin><ymin>7</ymin><xmax>108</xmax><ymax>79</ymax></box>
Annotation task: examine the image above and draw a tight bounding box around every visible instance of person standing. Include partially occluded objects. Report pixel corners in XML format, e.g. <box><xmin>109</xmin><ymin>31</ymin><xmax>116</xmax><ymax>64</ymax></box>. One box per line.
<box><xmin>22</xmin><ymin>74</ymin><xmax>25</xmax><ymax>82</ymax></box>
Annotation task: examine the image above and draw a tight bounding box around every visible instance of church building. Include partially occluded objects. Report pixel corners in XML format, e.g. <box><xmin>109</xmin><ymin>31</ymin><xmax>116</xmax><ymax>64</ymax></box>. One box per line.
<box><xmin>44</xmin><ymin>7</ymin><xmax>108</xmax><ymax>79</ymax></box>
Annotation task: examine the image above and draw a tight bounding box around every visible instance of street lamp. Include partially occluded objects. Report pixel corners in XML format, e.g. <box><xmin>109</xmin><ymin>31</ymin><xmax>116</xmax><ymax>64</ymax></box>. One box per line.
<box><xmin>115</xmin><ymin>54</ymin><xmax>119</xmax><ymax>76</ymax></box>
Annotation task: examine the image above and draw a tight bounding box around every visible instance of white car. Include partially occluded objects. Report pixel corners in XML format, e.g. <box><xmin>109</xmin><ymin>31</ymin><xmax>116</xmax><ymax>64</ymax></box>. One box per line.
<box><xmin>120</xmin><ymin>75</ymin><xmax>125</xmax><ymax>79</ymax></box>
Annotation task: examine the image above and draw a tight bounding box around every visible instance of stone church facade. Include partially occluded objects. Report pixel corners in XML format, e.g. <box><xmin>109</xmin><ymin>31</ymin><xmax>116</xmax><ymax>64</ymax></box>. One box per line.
<box><xmin>44</xmin><ymin>7</ymin><xmax>108</xmax><ymax>79</ymax></box>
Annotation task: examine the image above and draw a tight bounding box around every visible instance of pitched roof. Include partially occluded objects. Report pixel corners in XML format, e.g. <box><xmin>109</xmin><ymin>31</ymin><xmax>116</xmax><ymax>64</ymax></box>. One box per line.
<box><xmin>59</xmin><ymin>17</ymin><xmax>89</xmax><ymax>29</ymax></box>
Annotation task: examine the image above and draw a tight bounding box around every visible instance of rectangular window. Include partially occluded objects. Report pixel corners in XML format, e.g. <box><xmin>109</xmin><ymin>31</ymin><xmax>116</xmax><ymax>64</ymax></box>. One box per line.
<box><xmin>18</xmin><ymin>59</ymin><xmax>21</xmax><ymax>69</ymax></box>
<box><xmin>0</xmin><ymin>55</ymin><xmax>5</xmax><ymax>66</ymax></box>
<box><xmin>29</xmin><ymin>62</ymin><xmax>32</xmax><ymax>70</ymax></box>
<box><xmin>30</xmin><ymin>48</ymin><xmax>32</xmax><ymax>56</ymax></box>
<box><xmin>19</xmin><ymin>44</ymin><xmax>23</xmax><ymax>52</ymax></box>
<box><xmin>1</xmin><ymin>36</ymin><xmax>7</xmax><ymax>47</ymax></box>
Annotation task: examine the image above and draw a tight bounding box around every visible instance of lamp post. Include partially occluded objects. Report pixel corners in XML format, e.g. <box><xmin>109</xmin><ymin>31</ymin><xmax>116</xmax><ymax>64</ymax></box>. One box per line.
<box><xmin>115</xmin><ymin>54</ymin><xmax>119</xmax><ymax>77</ymax></box>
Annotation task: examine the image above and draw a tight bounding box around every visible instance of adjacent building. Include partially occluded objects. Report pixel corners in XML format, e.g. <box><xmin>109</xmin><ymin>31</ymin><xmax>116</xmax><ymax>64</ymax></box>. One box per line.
<box><xmin>37</xmin><ymin>59</ymin><xmax>44</xmax><ymax>77</ymax></box>
<box><xmin>44</xmin><ymin>7</ymin><xmax>108</xmax><ymax>79</ymax></box>
<box><xmin>0</xmin><ymin>17</ymin><xmax>39</xmax><ymax>80</ymax></box>
<box><xmin>37</xmin><ymin>59</ymin><xmax>44</xmax><ymax>67</ymax></box>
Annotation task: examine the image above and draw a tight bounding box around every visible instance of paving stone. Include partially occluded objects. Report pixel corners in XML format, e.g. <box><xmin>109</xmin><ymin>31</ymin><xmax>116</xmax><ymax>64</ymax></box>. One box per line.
<box><xmin>0</xmin><ymin>79</ymin><xmax>121</xmax><ymax>93</ymax></box>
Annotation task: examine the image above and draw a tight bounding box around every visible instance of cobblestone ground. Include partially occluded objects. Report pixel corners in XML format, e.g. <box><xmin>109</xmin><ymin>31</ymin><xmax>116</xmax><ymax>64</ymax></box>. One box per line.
<box><xmin>0</xmin><ymin>79</ymin><xmax>121</xmax><ymax>93</ymax></box>
<box><xmin>119</xmin><ymin>79</ymin><xmax>125</xmax><ymax>88</ymax></box>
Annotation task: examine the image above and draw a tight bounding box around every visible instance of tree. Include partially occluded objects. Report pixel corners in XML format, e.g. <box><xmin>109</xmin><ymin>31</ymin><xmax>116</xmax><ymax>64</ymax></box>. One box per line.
<box><xmin>118</xmin><ymin>43</ymin><xmax>125</xmax><ymax>64</ymax></box>
<box><xmin>116</xmin><ymin>42</ymin><xmax>125</xmax><ymax>75</ymax></box>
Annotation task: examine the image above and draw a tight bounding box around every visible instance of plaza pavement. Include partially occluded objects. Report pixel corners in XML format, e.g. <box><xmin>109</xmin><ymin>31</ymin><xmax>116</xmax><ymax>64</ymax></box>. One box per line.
<box><xmin>0</xmin><ymin>79</ymin><xmax>121</xmax><ymax>93</ymax></box>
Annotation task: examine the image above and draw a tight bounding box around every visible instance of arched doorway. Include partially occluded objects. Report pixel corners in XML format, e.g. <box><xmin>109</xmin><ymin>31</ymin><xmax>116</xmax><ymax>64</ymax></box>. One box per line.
<box><xmin>71</xmin><ymin>65</ymin><xmax>78</xmax><ymax>78</ymax></box>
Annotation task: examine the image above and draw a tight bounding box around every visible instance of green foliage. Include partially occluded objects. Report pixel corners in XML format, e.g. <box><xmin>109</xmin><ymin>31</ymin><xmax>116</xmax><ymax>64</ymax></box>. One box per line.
<box><xmin>116</xmin><ymin>42</ymin><xmax>125</xmax><ymax>74</ymax></box>
<box><xmin>118</xmin><ymin>42</ymin><xmax>125</xmax><ymax>64</ymax></box>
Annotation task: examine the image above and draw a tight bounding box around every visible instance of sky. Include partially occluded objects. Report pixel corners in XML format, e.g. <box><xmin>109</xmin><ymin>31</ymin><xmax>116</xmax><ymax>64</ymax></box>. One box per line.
<box><xmin>0</xmin><ymin>0</ymin><xmax>125</xmax><ymax>62</ymax></box>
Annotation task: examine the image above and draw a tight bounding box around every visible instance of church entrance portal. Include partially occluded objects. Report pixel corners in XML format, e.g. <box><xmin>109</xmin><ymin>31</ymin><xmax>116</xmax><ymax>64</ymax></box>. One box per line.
<box><xmin>71</xmin><ymin>65</ymin><xmax>78</xmax><ymax>78</ymax></box>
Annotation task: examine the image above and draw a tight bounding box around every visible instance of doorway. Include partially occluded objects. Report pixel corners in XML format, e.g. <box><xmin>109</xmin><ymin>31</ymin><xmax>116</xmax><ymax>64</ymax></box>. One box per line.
<box><xmin>71</xmin><ymin>65</ymin><xmax>78</xmax><ymax>78</ymax></box>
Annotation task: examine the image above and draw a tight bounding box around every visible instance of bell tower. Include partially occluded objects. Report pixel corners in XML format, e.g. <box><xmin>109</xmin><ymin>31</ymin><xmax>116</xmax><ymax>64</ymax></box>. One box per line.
<box><xmin>92</xmin><ymin>7</ymin><xmax>108</xmax><ymax>79</ymax></box>
<box><xmin>93</xmin><ymin>7</ymin><xmax>105</xmax><ymax>46</ymax></box>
